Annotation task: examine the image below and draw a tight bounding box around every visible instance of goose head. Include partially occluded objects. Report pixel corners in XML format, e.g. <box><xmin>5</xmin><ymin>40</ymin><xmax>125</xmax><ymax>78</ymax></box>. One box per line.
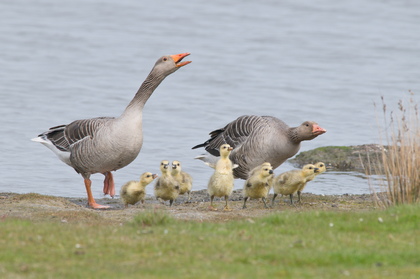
<box><xmin>261</xmin><ymin>163</ymin><xmax>274</xmax><ymax>177</ymax></box>
<box><xmin>314</xmin><ymin>162</ymin><xmax>326</xmax><ymax>174</ymax></box>
<box><xmin>153</xmin><ymin>53</ymin><xmax>191</xmax><ymax>76</ymax></box>
<box><xmin>171</xmin><ymin>160</ymin><xmax>182</xmax><ymax>174</ymax></box>
<box><xmin>140</xmin><ymin>172</ymin><xmax>158</xmax><ymax>184</ymax></box>
<box><xmin>302</xmin><ymin>164</ymin><xmax>319</xmax><ymax>177</ymax></box>
<box><xmin>160</xmin><ymin>160</ymin><xmax>170</xmax><ymax>173</ymax></box>
<box><xmin>295</xmin><ymin>121</ymin><xmax>327</xmax><ymax>141</ymax></box>
<box><xmin>219</xmin><ymin>144</ymin><xmax>233</xmax><ymax>158</ymax></box>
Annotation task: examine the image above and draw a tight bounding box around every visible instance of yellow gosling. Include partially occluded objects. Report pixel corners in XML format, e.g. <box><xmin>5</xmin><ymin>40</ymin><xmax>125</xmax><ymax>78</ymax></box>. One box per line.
<box><xmin>171</xmin><ymin>160</ymin><xmax>193</xmax><ymax>202</ymax></box>
<box><xmin>298</xmin><ymin>162</ymin><xmax>327</xmax><ymax>202</ymax></box>
<box><xmin>243</xmin><ymin>162</ymin><xmax>273</xmax><ymax>209</ymax></box>
<box><xmin>120</xmin><ymin>172</ymin><xmax>157</xmax><ymax>208</ymax></box>
<box><xmin>154</xmin><ymin>160</ymin><xmax>180</xmax><ymax>206</ymax></box>
<box><xmin>207</xmin><ymin>144</ymin><xmax>235</xmax><ymax>211</ymax></box>
<box><xmin>272</xmin><ymin>164</ymin><xmax>318</xmax><ymax>206</ymax></box>
<box><xmin>248</xmin><ymin>162</ymin><xmax>274</xmax><ymax>189</ymax></box>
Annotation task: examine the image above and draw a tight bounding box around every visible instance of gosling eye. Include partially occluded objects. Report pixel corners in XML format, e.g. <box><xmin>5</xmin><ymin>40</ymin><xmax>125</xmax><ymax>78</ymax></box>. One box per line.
<box><xmin>146</xmin><ymin>175</ymin><xmax>151</xmax><ymax>178</ymax></box>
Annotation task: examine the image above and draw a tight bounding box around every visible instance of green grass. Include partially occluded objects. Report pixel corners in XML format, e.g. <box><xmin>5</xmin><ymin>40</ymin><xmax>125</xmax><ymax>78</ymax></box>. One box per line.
<box><xmin>1</xmin><ymin>205</ymin><xmax>419</xmax><ymax>279</ymax></box>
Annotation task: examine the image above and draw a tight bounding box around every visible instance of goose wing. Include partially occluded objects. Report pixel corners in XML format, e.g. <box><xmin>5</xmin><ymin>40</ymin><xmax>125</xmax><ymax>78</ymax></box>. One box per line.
<box><xmin>39</xmin><ymin>117</ymin><xmax>114</xmax><ymax>152</ymax></box>
<box><xmin>192</xmin><ymin>115</ymin><xmax>264</xmax><ymax>156</ymax></box>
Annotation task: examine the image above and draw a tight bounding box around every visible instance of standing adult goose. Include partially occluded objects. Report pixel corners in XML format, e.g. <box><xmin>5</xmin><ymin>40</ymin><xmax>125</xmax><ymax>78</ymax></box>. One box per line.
<box><xmin>192</xmin><ymin>115</ymin><xmax>326</xmax><ymax>179</ymax></box>
<box><xmin>32</xmin><ymin>53</ymin><xmax>191</xmax><ymax>209</ymax></box>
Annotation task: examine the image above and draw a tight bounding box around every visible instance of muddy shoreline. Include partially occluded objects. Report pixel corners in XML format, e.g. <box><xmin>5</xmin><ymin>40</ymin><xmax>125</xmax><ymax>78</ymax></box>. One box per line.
<box><xmin>0</xmin><ymin>189</ymin><xmax>377</xmax><ymax>223</ymax></box>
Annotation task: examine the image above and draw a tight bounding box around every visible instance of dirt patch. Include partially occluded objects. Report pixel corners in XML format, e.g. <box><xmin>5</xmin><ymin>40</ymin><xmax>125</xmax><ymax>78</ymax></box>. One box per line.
<box><xmin>0</xmin><ymin>190</ymin><xmax>377</xmax><ymax>224</ymax></box>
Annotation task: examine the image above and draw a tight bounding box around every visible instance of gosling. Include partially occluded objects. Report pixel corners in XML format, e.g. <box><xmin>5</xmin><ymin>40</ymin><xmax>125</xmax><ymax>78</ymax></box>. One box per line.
<box><xmin>171</xmin><ymin>160</ymin><xmax>193</xmax><ymax>202</ymax></box>
<box><xmin>207</xmin><ymin>144</ymin><xmax>235</xmax><ymax>211</ymax></box>
<box><xmin>297</xmin><ymin>162</ymin><xmax>327</xmax><ymax>202</ymax></box>
<box><xmin>248</xmin><ymin>162</ymin><xmax>274</xmax><ymax>188</ymax></box>
<box><xmin>243</xmin><ymin>162</ymin><xmax>274</xmax><ymax>209</ymax></box>
<box><xmin>120</xmin><ymin>172</ymin><xmax>158</xmax><ymax>208</ymax></box>
<box><xmin>271</xmin><ymin>164</ymin><xmax>318</xmax><ymax>206</ymax></box>
<box><xmin>154</xmin><ymin>160</ymin><xmax>180</xmax><ymax>206</ymax></box>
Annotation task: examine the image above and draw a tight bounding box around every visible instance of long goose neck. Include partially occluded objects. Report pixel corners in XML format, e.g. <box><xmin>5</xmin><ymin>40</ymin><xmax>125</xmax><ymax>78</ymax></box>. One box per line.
<box><xmin>123</xmin><ymin>70</ymin><xmax>166</xmax><ymax>114</ymax></box>
<box><xmin>288</xmin><ymin>127</ymin><xmax>302</xmax><ymax>144</ymax></box>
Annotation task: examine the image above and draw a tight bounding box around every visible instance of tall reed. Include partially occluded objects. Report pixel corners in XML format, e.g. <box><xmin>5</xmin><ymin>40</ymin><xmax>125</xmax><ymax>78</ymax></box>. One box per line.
<box><xmin>371</xmin><ymin>92</ymin><xmax>419</xmax><ymax>207</ymax></box>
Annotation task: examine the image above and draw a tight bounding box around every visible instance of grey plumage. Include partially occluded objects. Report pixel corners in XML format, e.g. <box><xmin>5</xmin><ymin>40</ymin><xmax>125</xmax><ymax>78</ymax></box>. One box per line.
<box><xmin>32</xmin><ymin>53</ymin><xmax>191</xmax><ymax>208</ymax></box>
<box><xmin>193</xmin><ymin>115</ymin><xmax>326</xmax><ymax>179</ymax></box>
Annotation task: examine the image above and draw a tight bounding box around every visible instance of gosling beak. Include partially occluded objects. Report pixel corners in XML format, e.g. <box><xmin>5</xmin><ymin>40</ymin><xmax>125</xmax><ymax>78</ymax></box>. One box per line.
<box><xmin>312</xmin><ymin>124</ymin><xmax>327</xmax><ymax>136</ymax></box>
<box><xmin>170</xmin><ymin>53</ymin><xmax>191</xmax><ymax>67</ymax></box>
<box><xmin>152</xmin><ymin>174</ymin><xmax>158</xmax><ymax>179</ymax></box>
<box><xmin>228</xmin><ymin>147</ymin><xmax>233</xmax><ymax>151</ymax></box>
<box><xmin>314</xmin><ymin>167</ymin><xmax>320</xmax><ymax>173</ymax></box>
<box><xmin>172</xmin><ymin>164</ymin><xmax>177</xmax><ymax>169</ymax></box>
<box><xmin>269</xmin><ymin>170</ymin><xmax>273</xmax><ymax>174</ymax></box>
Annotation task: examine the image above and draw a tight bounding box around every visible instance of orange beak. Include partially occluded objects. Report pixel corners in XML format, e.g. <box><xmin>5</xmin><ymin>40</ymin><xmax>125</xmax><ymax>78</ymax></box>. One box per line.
<box><xmin>312</xmin><ymin>124</ymin><xmax>327</xmax><ymax>135</ymax></box>
<box><xmin>170</xmin><ymin>53</ymin><xmax>192</xmax><ymax>67</ymax></box>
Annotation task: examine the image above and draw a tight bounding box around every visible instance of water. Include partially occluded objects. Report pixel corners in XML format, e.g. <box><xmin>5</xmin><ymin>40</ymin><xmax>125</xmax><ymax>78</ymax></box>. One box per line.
<box><xmin>1</xmin><ymin>0</ymin><xmax>419</xmax><ymax>198</ymax></box>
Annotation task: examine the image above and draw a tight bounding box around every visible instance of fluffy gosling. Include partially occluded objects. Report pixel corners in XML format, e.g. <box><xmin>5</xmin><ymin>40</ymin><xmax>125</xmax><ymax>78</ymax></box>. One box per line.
<box><xmin>120</xmin><ymin>172</ymin><xmax>157</xmax><ymax>207</ymax></box>
<box><xmin>207</xmin><ymin>144</ymin><xmax>235</xmax><ymax>211</ymax></box>
<box><xmin>171</xmin><ymin>160</ymin><xmax>193</xmax><ymax>202</ymax></box>
<box><xmin>154</xmin><ymin>160</ymin><xmax>180</xmax><ymax>206</ymax></box>
<box><xmin>297</xmin><ymin>162</ymin><xmax>327</xmax><ymax>202</ymax></box>
<box><xmin>243</xmin><ymin>162</ymin><xmax>273</xmax><ymax>209</ymax></box>
<box><xmin>272</xmin><ymin>164</ymin><xmax>318</xmax><ymax>206</ymax></box>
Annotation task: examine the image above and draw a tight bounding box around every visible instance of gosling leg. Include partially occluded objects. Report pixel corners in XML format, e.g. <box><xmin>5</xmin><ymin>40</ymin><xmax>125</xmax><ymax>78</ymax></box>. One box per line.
<box><xmin>209</xmin><ymin>195</ymin><xmax>217</xmax><ymax>211</ymax></box>
<box><xmin>223</xmin><ymin>195</ymin><xmax>232</xmax><ymax>211</ymax></box>
<box><xmin>289</xmin><ymin>194</ymin><xmax>295</xmax><ymax>206</ymax></box>
<box><xmin>262</xmin><ymin>197</ymin><xmax>270</xmax><ymax>208</ymax></box>
<box><xmin>297</xmin><ymin>191</ymin><xmax>302</xmax><ymax>203</ymax></box>
<box><xmin>271</xmin><ymin>193</ymin><xmax>278</xmax><ymax>207</ymax></box>
<box><xmin>242</xmin><ymin>197</ymin><xmax>248</xmax><ymax>209</ymax></box>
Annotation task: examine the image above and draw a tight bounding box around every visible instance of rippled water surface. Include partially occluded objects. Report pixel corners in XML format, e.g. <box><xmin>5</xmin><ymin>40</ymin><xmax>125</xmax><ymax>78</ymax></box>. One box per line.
<box><xmin>1</xmin><ymin>0</ymin><xmax>419</xmax><ymax>198</ymax></box>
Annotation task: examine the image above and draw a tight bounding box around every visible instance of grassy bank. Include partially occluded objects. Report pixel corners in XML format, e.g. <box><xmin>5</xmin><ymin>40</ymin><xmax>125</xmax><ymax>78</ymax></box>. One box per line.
<box><xmin>1</xmin><ymin>204</ymin><xmax>419</xmax><ymax>278</ymax></box>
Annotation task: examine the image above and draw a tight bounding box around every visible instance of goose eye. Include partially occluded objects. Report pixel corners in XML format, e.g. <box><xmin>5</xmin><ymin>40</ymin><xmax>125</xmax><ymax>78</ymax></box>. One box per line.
<box><xmin>163</xmin><ymin>57</ymin><xmax>168</xmax><ymax>61</ymax></box>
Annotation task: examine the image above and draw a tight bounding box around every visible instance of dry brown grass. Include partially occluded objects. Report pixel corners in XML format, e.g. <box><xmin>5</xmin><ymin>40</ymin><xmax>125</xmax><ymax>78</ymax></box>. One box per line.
<box><xmin>370</xmin><ymin>92</ymin><xmax>420</xmax><ymax>207</ymax></box>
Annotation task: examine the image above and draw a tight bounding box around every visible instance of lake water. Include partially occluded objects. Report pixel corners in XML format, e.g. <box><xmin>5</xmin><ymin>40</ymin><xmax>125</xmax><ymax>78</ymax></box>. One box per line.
<box><xmin>1</xmin><ymin>0</ymin><xmax>419</xmax><ymax>199</ymax></box>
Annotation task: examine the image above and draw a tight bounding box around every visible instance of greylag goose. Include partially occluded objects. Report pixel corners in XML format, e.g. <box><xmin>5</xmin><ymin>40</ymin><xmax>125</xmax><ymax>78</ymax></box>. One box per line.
<box><xmin>154</xmin><ymin>160</ymin><xmax>180</xmax><ymax>206</ymax></box>
<box><xmin>171</xmin><ymin>160</ymin><xmax>193</xmax><ymax>202</ymax></box>
<box><xmin>297</xmin><ymin>161</ymin><xmax>326</xmax><ymax>202</ymax></box>
<box><xmin>207</xmin><ymin>144</ymin><xmax>235</xmax><ymax>211</ymax></box>
<box><xmin>271</xmin><ymin>164</ymin><xmax>318</xmax><ymax>206</ymax></box>
<box><xmin>242</xmin><ymin>162</ymin><xmax>273</xmax><ymax>209</ymax></box>
<box><xmin>32</xmin><ymin>53</ymin><xmax>191</xmax><ymax>209</ymax></box>
<box><xmin>192</xmin><ymin>115</ymin><xmax>326</xmax><ymax>180</ymax></box>
<box><xmin>120</xmin><ymin>172</ymin><xmax>158</xmax><ymax>207</ymax></box>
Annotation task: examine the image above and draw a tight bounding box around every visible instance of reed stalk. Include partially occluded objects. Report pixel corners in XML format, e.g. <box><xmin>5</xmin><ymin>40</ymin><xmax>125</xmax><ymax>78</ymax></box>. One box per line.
<box><xmin>370</xmin><ymin>92</ymin><xmax>420</xmax><ymax>207</ymax></box>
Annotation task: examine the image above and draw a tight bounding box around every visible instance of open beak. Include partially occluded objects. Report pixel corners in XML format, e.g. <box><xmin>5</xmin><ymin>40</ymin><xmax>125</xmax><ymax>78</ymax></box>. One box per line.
<box><xmin>170</xmin><ymin>53</ymin><xmax>191</xmax><ymax>67</ymax></box>
<box><xmin>152</xmin><ymin>174</ymin><xmax>158</xmax><ymax>179</ymax></box>
<box><xmin>312</xmin><ymin>124</ymin><xmax>327</xmax><ymax>136</ymax></box>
